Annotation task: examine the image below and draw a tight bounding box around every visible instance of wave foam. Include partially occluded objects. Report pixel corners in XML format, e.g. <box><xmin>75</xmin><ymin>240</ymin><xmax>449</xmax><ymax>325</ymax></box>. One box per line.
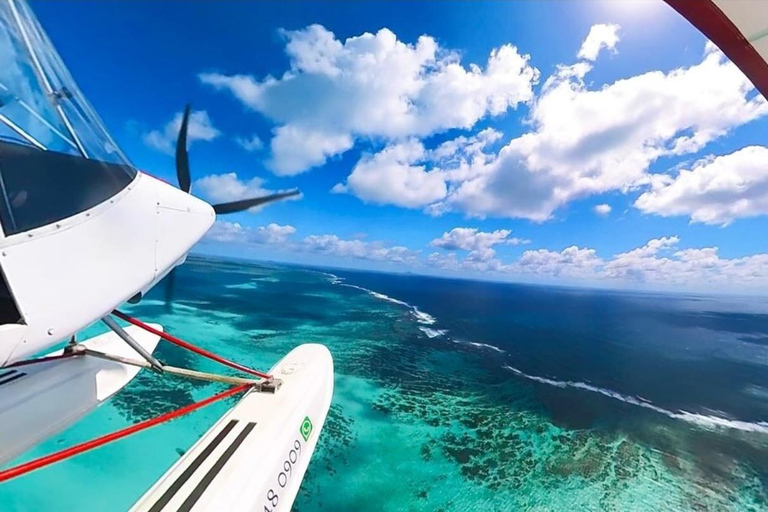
<box><xmin>412</xmin><ymin>308</ymin><xmax>436</xmax><ymax>325</ymax></box>
<box><xmin>419</xmin><ymin>327</ymin><xmax>448</xmax><ymax>338</ymax></box>
<box><xmin>329</xmin><ymin>277</ymin><xmax>437</xmax><ymax>325</ymax></box>
<box><xmin>466</xmin><ymin>341</ymin><xmax>505</xmax><ymax>353</ymax></box>
<box><xmin>503</xmin><ymin>365</ymin><xmax>768</xmax><ymax>434</ymax></box>
<box><xmin>369</xmin><ymin>290</ymin><xmax>410</xmax><ymax>308</ymax></box>
<box><xmin>449</xmin><ymin>338</ymin><xmax>505</xmax><ymax>354</ymax></box>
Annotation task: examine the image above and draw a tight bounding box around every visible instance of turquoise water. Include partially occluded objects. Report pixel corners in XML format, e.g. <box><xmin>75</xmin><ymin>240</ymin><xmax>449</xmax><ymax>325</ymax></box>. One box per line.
<box><xmin>1</xmin><ymin>257</ymin><xmax>768</xmax><ymax>510</ymax></box>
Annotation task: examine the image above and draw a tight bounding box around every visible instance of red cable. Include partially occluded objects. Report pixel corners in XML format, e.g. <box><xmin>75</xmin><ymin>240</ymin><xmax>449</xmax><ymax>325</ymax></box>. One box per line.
<box><xmin>0</xmin><ymin>384</ymin><xmax>250</xmax><ymax>483</ymax></box>
<box><xmin>113</xmin><ymin>310</ymin><xmax>272</xmax><ymax>380</ymax></box>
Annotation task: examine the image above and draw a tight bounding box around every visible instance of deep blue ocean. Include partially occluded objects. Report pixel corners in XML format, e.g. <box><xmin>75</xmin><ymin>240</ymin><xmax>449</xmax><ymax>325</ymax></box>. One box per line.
<box><xmin>2</xmin><ymin>256</ymin><xmax>768</xmax><ymax>510</ymax></box>
<box><xmin>331</xmin><ymin>267</ymin><xmax>768</xmax><ymax>424</ymax></box>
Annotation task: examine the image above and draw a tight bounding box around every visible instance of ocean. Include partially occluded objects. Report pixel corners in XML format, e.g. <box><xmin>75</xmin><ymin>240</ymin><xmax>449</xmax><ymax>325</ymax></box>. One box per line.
<box><xmin>1</xmin><ymin>256</ymin><xmax>768</xmax><ymax>511</ymax></box>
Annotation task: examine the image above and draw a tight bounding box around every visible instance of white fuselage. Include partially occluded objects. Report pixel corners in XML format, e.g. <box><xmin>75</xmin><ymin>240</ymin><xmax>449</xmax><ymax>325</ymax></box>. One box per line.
<box><xmin>0</xmin><ymin>171</ymin><xmax>214</xmax><ymax>366</ymax></box>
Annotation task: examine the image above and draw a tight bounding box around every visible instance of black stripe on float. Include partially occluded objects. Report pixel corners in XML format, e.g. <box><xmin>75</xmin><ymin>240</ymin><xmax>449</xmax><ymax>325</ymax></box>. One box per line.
<box><xmin>0</xmin><ymin>369</ymin><xmax>16</xmax><ymax>380</ymax></box>
<box><xmin>177</xmin><ymin>422</ymin><xmax>256</xmax><ymax>512</ymax></box>
<box><xmin>0</xmin><ymin>372</ymin><xmax>24</xmax><ymax>387</ymax></box>
<box><xmin>148</xmin><ymin>419</ymin><xmax>239</xmax><ymax>512</ymax></box>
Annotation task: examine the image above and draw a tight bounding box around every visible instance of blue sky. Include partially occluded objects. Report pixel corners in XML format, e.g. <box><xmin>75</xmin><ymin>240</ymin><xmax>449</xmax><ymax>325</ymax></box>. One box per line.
<box><xmin>33</xmin><ymin>1</ymin><xmax>768</xmax><ymax>292</ymax></box>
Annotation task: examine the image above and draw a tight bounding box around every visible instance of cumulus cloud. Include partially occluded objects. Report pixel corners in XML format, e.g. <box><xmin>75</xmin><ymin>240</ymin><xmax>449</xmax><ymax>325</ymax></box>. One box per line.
<box><xmin>426</xmin><ymin>227</ymin><xmax>528</xmax><ymax>268</ymax></box>
<box><xmin>302</xmin><ymin>234</ymin><xmax>419</xmax><ymax>264</ymax></box>
<box><xmin>203</xmin><ymin>223</ymin><xmax>768</xmax><ymax>289</ymax></box>
<box><xmin>505</xmin><ymin>236</ymin><xmax>768</xmax><ymax>290</ymax></box>
<box><xmin>200</xmin><ymin>24</ymin><xmax>538</xmax><ymax>174</ymax></box>
<box><xmin>336</xmin><ymin>129</ymin><xmax>501</xmax><ymax>208</ymax></box>
<box><xmin>206</xmin><ymin>221</ymin><xmax>296</xmax><ymax>244</ymax></box>
<box><xmin>424</xmin><ymin>232</ymin><xmax>768</xmax><ymax>290</ymax></box>
<box><xmin>194</xmin><ymin>172</ymin><xmax>300</xmax><ymax>211</ymax></box>
<box><xmin>268</xmin><ymin>127</ymin><xmax>353</xmax><ymax>175</ymax></box>
<box><xmin>339</xmin><ymin>140</ymin><xmax>447</xmax><ymax>208</ymax></box>
<box><xmin>430</xmin><ymin>38</ymin><xmax>768</xmax><ymax>221</ymax></box>
<box><xmin>235</xmin><ymin>134</ymin><xmax>264</xmax><ymax>152</ymax></box>
<box><xmin>594</xmin><ymin>204</ymin><xmax>612</xmax><ymax>216</ymax></box>
<box><xmin>512</xmin><ymin>246</ymin><xmax>603</xmax><ymax>278</ymax></box>
<box><xmin>143</xmin><ymin>110</ymin><xmax>220</xmax><ymax>155</ymax></box>
<box><xmin>517</xmin><ymin>237</ymin><xmax>761</xmax><ymax>289</ymax></box>
<box><xmin>577</xmin><ymin>24</ymin><xmax>620</xmax><ymax>61</ymax></box>
<box><xmin>431</xmin><ymin>227</ymin><xmax>528</xmax><ymax>251</ymax></box>
<box><xmin>634</xmin><ymin>146</ymin><xmax>768</xmax><ymax>225</ymax></box>
<box><xmin>206</xmin><ymin>223</ymin><xmax>415</xmax><ymax>264</ymax></box>
<box><xmin>426</xmin><ymin>251</ymin><xmax>460</xmax><ymax>270</ymax></box>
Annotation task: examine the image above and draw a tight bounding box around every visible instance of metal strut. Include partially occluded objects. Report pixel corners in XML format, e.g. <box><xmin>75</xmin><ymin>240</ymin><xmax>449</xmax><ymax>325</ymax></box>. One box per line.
<box><xmin>101</xmin><ymin>315</ymin><xmax>164</xmax><ymax>372</ymax></box>
<box><xmin>82</xmin><ymin>348</ymin><xmax>280</xmax><ymax>392</ymax></box>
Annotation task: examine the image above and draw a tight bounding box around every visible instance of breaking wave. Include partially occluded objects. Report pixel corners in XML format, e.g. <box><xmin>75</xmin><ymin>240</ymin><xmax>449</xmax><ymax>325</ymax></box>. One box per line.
<box><xmin>419</xmin><ymin>327</ymin><xmax>449</xmax><ymax>338</ymax></box>
<box><xmin>465</xmin><ymin>341</ymin><xmax>506</xmax><ymax>353</ymax></box>
<box><xmin>327</xmin><ymin>274</ymin><xmax>437</xmax><ymax>325</ymax></box>
<box><xmin>503</xmin><ymin>365</ymin><xmax>768</xmax><ymax>435</ymax></box>
<box><xmin>322</xmin><ymin>273</ymin><xmax>509</xmax><ymax>353</ymax></box>
<box><xmin>451</xmin><ymin>339</ymin><xmax>506</xmax><ymax>353</ymax></box>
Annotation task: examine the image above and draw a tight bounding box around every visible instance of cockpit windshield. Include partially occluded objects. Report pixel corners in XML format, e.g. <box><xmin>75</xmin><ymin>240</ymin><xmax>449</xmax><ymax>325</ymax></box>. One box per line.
<box><xmin>0</xmin><ymin>0</ymin><xmax>136</xmax><ymax>235</ymax></box>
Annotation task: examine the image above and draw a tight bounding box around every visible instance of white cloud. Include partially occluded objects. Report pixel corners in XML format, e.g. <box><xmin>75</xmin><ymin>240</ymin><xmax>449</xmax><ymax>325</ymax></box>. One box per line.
<box><xmin>268</xmin><ymin>127</ymin><xmax>353</xmax><ymax>175</ymax></box>
<box><xmin>634</xmin><ymin>145</ymin><xmax>768</xmax><ymax>225</ymax></box>
<box><xmin>200</xmin><ymin>24</ymin><xmax>538</xmax><ymax>174</ymax></box>
<box><xmin>512</xmin><ymin>246</ymin><xmax>603</xmax><ymax>278</ymax></box>
<box><xmin>206</xmin><ymin>221</ymin><xmax>296</xmax><ymax>244</ymax></box>
<box><xmin>143</xmin><ymin>110</ymin><xmax>220</xmax><ymax>155</ymax></box>
<box><xmin>205</xmin><ymin>220</ymin><xmax>246</xmax><ymax>243</ymax></box>
<box><xmin>433</xmin><ymin>40</ymin><xmax>768</xmax><ymax>221</ymax></box>
<box><xmin>254</xmin><ymin>223</ymin><xmax>297</xmax><ymax>244</ymax></box>
<box><xmin>504</xmin><ymin>236</ymin><xmax>768</xmax><ymax>290</ymax></box>
<box><xmin>336</xmin><ymin>129</ymin><xmax>501</xmax><ymax>208</ymax></box>
<box><xmin>431</xmin><ymin>227</ymin><xmax>528</xmax><ymax>251</ymax></box>
<box><xmin>235</xmin><ymin>134</ymin><xmax>264</xmax><ymax>152</ymax></box>
<box><xmin>302</xmin><ymin>234</ymin><xmax>419</xmax><ymax>264</ymax></box>
<box><xmin>207</xmin><ymin>223</ymin><xmax>418</xmax><ymax>264</ymax></box>
<box><xmin>202</xmin><ymin>223</ymin><xmax>768</xmax><ymax>290</ymax></box>
<box><xmin>340</xmin><ymin>140</ymin><xmax>447</xmax><ymax>208</ymax></box>
<box><xmin>194</xmin><ymin>172</ymin><xmax>299</xmax><ymax>211</ymax></box>
<box><xmin>424</xmin><ymin>233</ymin><xmax>768</xmax><ymax>290</ymax></box>
<box><xmin>577</xmin><ymin>24</ymin><xmax>620</xmax><ymax>61</ymax></box>
<box><xmin>594</xmin><ymin>204</ymin><xmax>612</xmax><ymax>216</ymax></box>
<box><xmin>602</xmin><ymin>236</ymin><xmax>680</xmax><ymax>280</ymax></box>
<box><xmin>426</xmin><ymin>251</ymin><xmax>460</xmax><ymax>270</ymax></box>
<box><xmin>426</xmin><ymin>227</ymin><xmax>528</xmax><ymax>269</ymax></box>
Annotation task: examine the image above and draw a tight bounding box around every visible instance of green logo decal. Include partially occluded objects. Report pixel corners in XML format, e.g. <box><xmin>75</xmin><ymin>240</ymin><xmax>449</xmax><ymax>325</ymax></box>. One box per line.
<box><xmin>300</xmin><ymin>416</ymin><xmax>313</xmax><ymax>441</ymax></box>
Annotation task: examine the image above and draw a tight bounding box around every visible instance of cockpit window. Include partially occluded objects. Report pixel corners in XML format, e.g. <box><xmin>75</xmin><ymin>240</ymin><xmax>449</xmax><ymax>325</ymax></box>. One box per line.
<box><xmin>0</xmin><ymin>0</ymin><xmax>137</xmax><ymax>235</ymax></box>
<box><xmin>0</xmin><ymin>0</ymin><xmax>136</xmax><ymax>164</ymax></box>
<box><xmin>0</xmin><ymin>140</ymin><xmax>134</xmax><ymax>235</ymax></box>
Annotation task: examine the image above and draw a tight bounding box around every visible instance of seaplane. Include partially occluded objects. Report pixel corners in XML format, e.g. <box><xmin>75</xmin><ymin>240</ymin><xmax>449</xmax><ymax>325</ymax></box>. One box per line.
<box><xmin>0</xmin><ymin>0</ymin><xmax>333</xmax><ymax>510</ymax></box>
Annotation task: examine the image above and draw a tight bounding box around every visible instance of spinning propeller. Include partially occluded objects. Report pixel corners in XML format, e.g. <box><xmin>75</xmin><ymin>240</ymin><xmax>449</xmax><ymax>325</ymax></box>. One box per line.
<box><xmin>163</xmin><ymin>104</ymin><xmax>300</xmax><ymax>307</ymax></box>
<box><xmin>175</xmin><ymin>105</ymin><xmax>300</xmax><ymax>212</ymax></box>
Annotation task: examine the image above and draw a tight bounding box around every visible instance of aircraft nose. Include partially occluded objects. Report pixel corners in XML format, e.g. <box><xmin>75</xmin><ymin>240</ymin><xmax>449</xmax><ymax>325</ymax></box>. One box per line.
<box><xmin>147</xmin><ymin>173</ymin><xmax>215</xmax><ymax>277</ymax></box>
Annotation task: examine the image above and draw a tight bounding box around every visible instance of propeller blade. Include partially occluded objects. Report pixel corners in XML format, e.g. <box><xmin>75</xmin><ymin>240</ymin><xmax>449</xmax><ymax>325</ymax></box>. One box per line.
<box><xmin>175</xmin><ymin>104</ymin><xmax>192</xmax><ymax>193</ymax></box>
<box><xmin>212</xmin><ymin>189</ymin><xmax>300</xmax><ymax>215</ymax></box>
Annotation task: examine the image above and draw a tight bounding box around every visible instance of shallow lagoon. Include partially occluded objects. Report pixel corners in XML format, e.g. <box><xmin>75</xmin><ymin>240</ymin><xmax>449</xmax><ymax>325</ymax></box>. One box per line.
<box><xmin>2</xmin><ymin>257</ymin><xmax>767</xmax><ymax>511</ymax></box>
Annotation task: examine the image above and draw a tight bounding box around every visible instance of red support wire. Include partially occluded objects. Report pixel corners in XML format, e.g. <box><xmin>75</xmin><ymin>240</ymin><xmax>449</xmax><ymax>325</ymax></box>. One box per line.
<box><xmin>0</xmin><ymin>384</ymin><xmax>250</xmax><ymax>483</ymax></box>
<box><xmin>112</xmin><ymin>310</ymin><xmax>272</xmax><ymax>380</ymax></box>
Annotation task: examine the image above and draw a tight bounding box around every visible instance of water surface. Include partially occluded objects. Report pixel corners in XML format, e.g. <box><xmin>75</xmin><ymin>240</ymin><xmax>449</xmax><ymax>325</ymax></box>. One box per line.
<box><xmin>2</xmin><ymin>256</ymin><xmax>767</xmax><ymax>511</ymax></box>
